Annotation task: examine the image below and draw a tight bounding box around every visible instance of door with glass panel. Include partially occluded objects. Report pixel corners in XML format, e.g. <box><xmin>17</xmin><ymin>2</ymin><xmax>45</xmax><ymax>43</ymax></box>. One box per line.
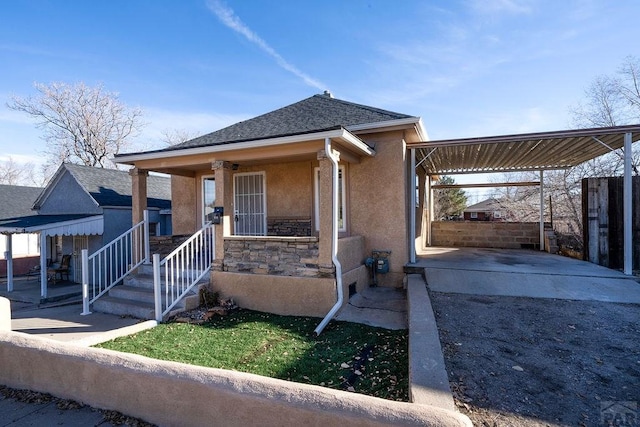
<box><xmin>202</xmin><ymin>177</ymin><xmax>216</xmax><ymax>224</ymax></box>
<box><xmin>233</xmin><ymin>172</ymin><xmax>266</xmax><ymax>236</ymax></box>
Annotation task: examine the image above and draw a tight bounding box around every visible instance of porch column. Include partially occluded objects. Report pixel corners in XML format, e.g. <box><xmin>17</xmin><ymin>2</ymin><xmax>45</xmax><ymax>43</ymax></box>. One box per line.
<box><xmin>129</xmin><ymin>167</ymin><xmax>148</xmax><ymax>225</ymax></box>
<box><xmin>212</xmin><ymin>161</ymin><xmax>234</xmax><ymax>269</ymax></box>
<box><xmin>317</xmin><ymin>150</ymin><xmax>334</xmax><ymax>273</ymax></box>
<box><xmin>4</xmin><ymin>234</ymin><xmax>13</xmax><ymax>292</ymax></box>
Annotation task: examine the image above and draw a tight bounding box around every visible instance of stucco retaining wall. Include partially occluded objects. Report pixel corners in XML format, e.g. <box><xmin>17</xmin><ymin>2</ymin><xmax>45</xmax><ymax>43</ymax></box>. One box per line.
<box><xmin>432</xmin><ymin>221</ymin><xmax>542</xmax><ymax>249</ymax></box>
<box><xmin>0</xmin><ymin>297</ymin><xmax>9</xmax><ymax>331</ymax></box>
<box><xmin>211</xmin><ymin>271</ymin><xmax>336</xmax><ymax>317</ymax></box>
<box><xmin>0</xmin><ymin>332</ymin><xmax>471</xmax><ymax>426</ymax></box>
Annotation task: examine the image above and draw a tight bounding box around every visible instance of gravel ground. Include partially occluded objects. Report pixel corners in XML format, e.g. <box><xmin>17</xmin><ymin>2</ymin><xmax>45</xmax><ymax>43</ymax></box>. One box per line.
<box><xmin>430</xmin><ymin>291</ymin><xmax>640</xmax><ymax>426</ymax></box>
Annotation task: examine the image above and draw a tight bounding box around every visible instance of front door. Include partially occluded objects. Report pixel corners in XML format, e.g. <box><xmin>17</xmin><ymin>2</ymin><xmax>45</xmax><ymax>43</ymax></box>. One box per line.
<box><xmin>234</xmin><ymin>172</ymin><xmax>266</xmax><ymax>236</ymax></box>
<box><xmin>202</xmin><ymin>176</ymin><xmax>216</xmax><ymax>224</ymax></box>
<box><xmin>72</xmin><ymin>236</ymin><xmax>88</xmax><ymax>283</ymax></box>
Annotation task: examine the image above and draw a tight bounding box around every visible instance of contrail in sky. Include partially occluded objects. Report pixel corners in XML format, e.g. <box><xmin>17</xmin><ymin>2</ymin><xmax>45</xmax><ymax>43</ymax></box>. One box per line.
<box><xmin>207</xmin><ymin>0</ymin><xmax>327</xmax><ymax>91</ymax></box>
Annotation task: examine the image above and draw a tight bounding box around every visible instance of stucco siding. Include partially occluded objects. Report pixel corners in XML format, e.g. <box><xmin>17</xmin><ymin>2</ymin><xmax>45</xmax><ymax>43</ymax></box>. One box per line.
<box><xmin>350</xmin><ymin>131</ymin><xmax>408</xmax><ymax>287</ymax></box>
<box><xmin>37</xmin><ymin>171</ymin><xmax>101</xmax><ymax>215</ymax></box>
<box><xmin>211</xmin><ymin>271</ymin><xmax>336</xmax><ymax>317</ymax></box>
<box><xmin>237</xmin><ymin>162</ymin><xmax>313</xmax><ymax>220</ymax></box>
<box><xmin>172</xmin><ymin>175</ymin><xmax>196</xmax><ymax>235</ymax></box>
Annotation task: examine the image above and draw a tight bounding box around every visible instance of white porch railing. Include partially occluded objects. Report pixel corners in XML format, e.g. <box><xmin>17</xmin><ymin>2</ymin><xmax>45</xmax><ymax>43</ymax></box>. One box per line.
<box><xmin>153</xmin><ymin>222</ymin><xmax>215</xmax><ymax>321</ymax></box>
<box><xmin>81</xmin><ymin>211</ymin><xmax>150</xmax><ymax>315</ymax></box>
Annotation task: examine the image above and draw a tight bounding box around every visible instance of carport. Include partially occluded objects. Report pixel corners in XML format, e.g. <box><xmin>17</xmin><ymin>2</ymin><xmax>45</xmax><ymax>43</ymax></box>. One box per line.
<box><xmin>407</xmin><ymin>124</ymin><xmax>640</xmax><ymax>275</ymax></box>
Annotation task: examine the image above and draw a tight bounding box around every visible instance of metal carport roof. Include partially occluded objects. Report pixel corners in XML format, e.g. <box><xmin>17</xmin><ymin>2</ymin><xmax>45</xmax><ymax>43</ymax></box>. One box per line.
<box><xmin>409</xmin><ymin>124</ymin><xmax>640</xmax><ymax>174</ymax></box>
<box><xmin>407</xmin><ymin>124</ymin><xmax>639</xmax><ymax>276</ymax></box>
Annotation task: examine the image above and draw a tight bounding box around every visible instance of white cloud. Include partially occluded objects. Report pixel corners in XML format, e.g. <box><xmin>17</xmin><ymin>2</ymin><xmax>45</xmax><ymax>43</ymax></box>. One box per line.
<box><xmin>206</xmin><ymin>0</ymin><xmax>327</xmax><ymax>91</ymax></box>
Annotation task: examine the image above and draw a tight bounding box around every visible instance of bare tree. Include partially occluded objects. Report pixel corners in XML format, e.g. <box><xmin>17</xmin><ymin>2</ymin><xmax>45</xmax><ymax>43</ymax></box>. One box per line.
<box><xmin>571</xmin><ymin>56</ymin><xmax>640</xmax><ymax>128</ymax></box>
<box><xmin>0</xmin><ymin>157</ymin><xmax>39</xmax><ymax>186</ymax></box>
<box><xmin>160</xmin><ymin>128</ymin><xmax>199</xmax><ymax>146</ymax></box>
<box><xmin>7</xmin><ymin>82</ymin><xmax>144</xmax><ymax>174</ymax></box>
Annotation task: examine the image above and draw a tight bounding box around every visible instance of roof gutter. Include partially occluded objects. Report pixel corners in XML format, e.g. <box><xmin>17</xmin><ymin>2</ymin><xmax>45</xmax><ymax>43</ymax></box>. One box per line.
<box><xmin>314</xmin><ymin>137</ymin><xmax>343</xmax><ymax>336</ymax></box>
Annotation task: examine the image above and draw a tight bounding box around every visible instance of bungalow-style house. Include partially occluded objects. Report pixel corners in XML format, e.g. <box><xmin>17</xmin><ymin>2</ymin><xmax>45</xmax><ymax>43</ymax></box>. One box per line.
<box><xmin>114</xmin><ymin>92</ymin><xmax>427</xmax><ymax>324</ymax></box>
<box><xmin>0</xmin><ymin>163</ymin><xmax>171</xmax><ymax>299</ymax></box>
<box><xmin>463</xmin><ymin>198</ymin><xmax>505</xmax><ymax>221</ymax></box>
<box><xmin>0</xmin><ymin>185</ymin><xmax>43</xmax><ymax>276</ymax></box>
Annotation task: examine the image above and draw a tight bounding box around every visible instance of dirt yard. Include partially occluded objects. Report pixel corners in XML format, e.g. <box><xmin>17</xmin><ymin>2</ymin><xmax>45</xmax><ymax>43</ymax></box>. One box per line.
<box><xmin>430</xmin><ymin>291</ymin><xmax>640</xmax><ymax>426</ymax></box>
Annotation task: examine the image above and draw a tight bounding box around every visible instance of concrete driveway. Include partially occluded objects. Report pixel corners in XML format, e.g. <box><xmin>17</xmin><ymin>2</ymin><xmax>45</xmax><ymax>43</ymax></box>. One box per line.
<box><xmin>413</xmin><ymin>247</ymin><xmax>640</xmax><ymax>303</ymax></box>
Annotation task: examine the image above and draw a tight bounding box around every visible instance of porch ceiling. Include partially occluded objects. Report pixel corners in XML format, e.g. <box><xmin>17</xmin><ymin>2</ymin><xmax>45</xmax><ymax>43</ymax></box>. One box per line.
<box><xmin>410</xmin><ymin>124</ymin><xmax>640</xmax><ymax>174</ymax></box>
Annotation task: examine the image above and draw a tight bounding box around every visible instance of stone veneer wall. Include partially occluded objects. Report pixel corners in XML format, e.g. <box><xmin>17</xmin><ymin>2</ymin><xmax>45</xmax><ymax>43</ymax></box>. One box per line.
<box><xmin>267</xmin><ymin>217</ymin><xmax>312</xmax><ymax>237</ymax></box>
<box><xmin>221</xmin><ymin>236</ymin><xmax>333</xmax><ymax>278</ymax></box>
<box><xmin>432</xmin><ymin>221</ymin><xmax>546</xmax><ymax>249</ymax></box>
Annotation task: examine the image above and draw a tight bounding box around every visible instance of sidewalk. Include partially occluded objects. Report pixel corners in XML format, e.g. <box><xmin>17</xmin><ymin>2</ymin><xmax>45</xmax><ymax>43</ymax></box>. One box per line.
<box><xmin>2</xmin><ymin>301</ymin><xmax>158</xmax><ymax>426</ymax></box>
<box><xmin>10</xmin><ymin>301</ymin><xmax>156</xmax><ymax>346</ymax></box>
<box><xmin>0</xmin><ymin>385</ymin><xmax>154</xmax><ymax>426</ymax></box>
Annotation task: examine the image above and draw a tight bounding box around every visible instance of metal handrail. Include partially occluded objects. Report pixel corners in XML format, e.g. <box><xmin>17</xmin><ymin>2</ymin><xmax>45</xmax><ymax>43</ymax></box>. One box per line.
<box><xmin>153</xmin><ymin>222</ymin><xmax>215</xmax><ymax>321</ymax></box>
<box><xmin>81</xmin><ymin>211</ymin><xmax>150</xmax><ymax>315</ymax></box>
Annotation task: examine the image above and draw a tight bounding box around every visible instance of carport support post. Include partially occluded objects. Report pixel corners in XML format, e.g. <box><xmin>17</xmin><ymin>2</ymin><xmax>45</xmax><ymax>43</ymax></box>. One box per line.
<box><xmin>539</xmin><ymin>170</ymin><xmax>545</xmax><ymax>251</ymax></box>
<box><xmin>427</xmin><ymin>175</ymin><xmax>433</xmax><ymax>246</ymax></box>
<box><xmin>5</xmin><ymin>235</ymin><xmax>12</xmax><ymax>292</ymax></box>
<box><xmin>409</xmin><ymin>148</ymin><xmax>416</xmax><ymax>263</ymax></box>
<box><xmin>623</xmin><ymin>132</ymin><xmax>632</xmax><ymax>275</ymax></box>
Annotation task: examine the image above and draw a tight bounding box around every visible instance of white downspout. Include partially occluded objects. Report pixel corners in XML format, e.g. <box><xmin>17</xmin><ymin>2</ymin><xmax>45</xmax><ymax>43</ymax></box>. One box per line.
<box><xmin>314</xmin><ymin>138</ymin><xmax>343</xmax><ymax>336</ymax></box>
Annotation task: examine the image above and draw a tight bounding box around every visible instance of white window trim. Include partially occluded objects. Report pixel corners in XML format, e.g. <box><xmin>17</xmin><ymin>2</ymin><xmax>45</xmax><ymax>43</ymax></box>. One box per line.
<box><xmin>470</xmin><ymin>211</ymin><xmax>478</xmax><ymax>219</ymax></box>
<box><xmin>233</xmin><ymin>171</ymin><xmax>267</xmax><ymax>236</ymax></box>
<box><xmin>314</xmin><ymin>165</ymin><xmax>346</xmax><ymax>233</ymax></box>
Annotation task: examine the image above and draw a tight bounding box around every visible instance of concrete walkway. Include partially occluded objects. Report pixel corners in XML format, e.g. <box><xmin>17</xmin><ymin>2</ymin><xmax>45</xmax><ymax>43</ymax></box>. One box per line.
<box><xmin>10</xmin><ymin>302</ymin><xmax>156</xmax><ymax>346</ymax></box>
<box><xmin>413</xmin><ymin>247</ymin><xmax>640</xmax><ymax>302</ymax></box>
<box><xmin>335</xmin><ymin>286</ymin><xmax>407</xmax><ymax>329</ymax></box>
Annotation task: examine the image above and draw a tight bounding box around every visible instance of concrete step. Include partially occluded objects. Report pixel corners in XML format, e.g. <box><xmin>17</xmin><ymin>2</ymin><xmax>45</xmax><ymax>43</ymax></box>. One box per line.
<box><xmin>92</xmin><ymin>282</ymin><xmax>207</xmax><ymax>320</ymax></box>
<box><xmin>93</xmin><ymin>296</ymin><xmax>155</xmax><ymax>319</ymax></box>
<box><xmin>124</xmin><ymin>273</ymin><xmax>155</xmax><ymax>289</ymax></box>
<box><xmin>109</xmin><ymin>285</ymin><xmax>156</xmax><ymax>304</ymax></box>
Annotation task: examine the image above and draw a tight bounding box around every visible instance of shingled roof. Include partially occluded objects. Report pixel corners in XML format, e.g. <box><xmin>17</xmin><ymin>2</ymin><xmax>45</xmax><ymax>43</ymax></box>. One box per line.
<box><xmin>0</xmin><ymin>185</ymin><xmax>43</xmax><ymax>220</ymax></box>
<box><xmin>62</xmin><ymin>164</ymin><xmax>171</xmax><ymax>208</ymax></box>
<box><xmin>159</xmin><ymin>93</ymin><xmax>415</xmax><ymax>152</ymax></box>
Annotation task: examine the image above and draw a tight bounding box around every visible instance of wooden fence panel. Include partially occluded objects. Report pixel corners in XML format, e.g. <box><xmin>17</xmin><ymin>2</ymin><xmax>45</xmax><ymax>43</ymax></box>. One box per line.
<box><xmin>583</xmin><ymin>176</ymin><xmax>639</xmax><ymax>271</ymax></box>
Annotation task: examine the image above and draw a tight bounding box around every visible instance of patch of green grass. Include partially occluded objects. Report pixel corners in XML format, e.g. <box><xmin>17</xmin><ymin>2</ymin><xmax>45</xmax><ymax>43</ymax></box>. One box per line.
<box><xmin>96</xmin><ymin>309</ymin><xmax>408</xmax><ymax>401</ymax></box>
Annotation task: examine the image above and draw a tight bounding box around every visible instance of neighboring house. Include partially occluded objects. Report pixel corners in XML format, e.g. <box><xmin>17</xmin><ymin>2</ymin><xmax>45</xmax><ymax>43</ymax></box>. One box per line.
<box><xmin>115</xmin><ymin>92</ymin><xmax>427</xmax><ymax>320</ymax></box>
<box><xmin>0</xmin><ymin>163</ymin><xmax>171</xmax><ymax>297</ymax></box>
<box><xmin>0</xmin><ymin>185</ymin><xmax>43</xmax><ymax>276</ymax></box>
<box><xmin>463</xmin><ymin>198</ymin><xmax>505</xmax><ymax>221</ymax></box>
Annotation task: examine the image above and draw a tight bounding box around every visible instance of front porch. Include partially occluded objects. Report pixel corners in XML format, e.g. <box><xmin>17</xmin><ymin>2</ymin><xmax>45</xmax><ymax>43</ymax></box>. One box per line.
<box><xmin>0</xmin><ymin>275</ymin><xmax>80</xmax><ymax>305</ymax></box>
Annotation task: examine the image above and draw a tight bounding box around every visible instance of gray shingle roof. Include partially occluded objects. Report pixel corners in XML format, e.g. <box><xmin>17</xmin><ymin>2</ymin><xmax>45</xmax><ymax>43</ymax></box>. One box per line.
<box><xmin>0</xmin><ymin>185</ymin><xmax>44</xmax><ymax>220</ymax></box>
<box><xmin>63</xmin><ymin>164</ymin><xmax>171</xmax><ymax>209</ymax></box>
<box><xmin>158</xmin><ymin>93</ymin><xmax>415</xmax><ymax>152</ymax></box>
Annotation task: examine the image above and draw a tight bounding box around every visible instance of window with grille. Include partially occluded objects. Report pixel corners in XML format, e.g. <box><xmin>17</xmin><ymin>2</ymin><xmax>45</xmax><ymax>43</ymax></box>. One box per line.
<box><xmin>233</xmin><ymin>172</ymin><xmax>267</xmax><ymax>236</ymax></box>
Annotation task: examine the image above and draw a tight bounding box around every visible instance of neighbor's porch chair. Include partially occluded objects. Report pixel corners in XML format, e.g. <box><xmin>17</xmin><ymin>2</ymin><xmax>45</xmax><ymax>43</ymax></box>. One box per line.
<box><xmin>47</xmin><ymin>255</ymin><xmax>71</xmax><ymax>284</ymax></box>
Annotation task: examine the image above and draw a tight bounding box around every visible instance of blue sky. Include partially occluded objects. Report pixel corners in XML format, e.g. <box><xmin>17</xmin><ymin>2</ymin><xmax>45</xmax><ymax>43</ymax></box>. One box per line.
<box><xmin>1</xmin><ymin>0</ymin><xmax>638</xmax><ymax>187</ymax></box>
